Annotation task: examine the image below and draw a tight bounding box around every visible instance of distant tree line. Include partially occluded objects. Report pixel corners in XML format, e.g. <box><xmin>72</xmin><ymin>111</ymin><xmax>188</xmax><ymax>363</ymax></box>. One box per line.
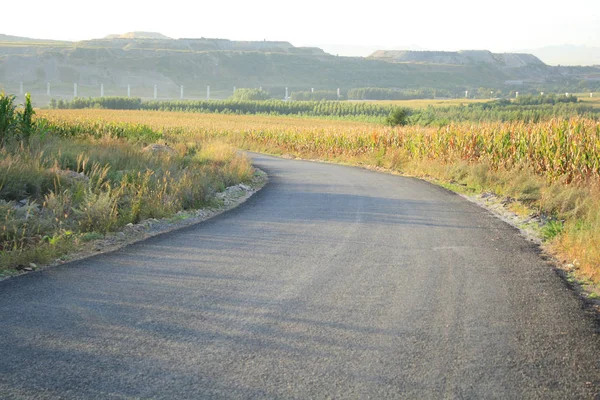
<box><xmin>290</xmin><ymin>90</ymin><xmax>343</xmax><ymax>101</ymax></box>
<box><xmin>514</xmin><ymin>94</ymin><xmax>578</xmax><ymax>106</ymax></box>
<box><xmin>49</xmin><ymin>97</ymin><xmax>142</xmax><ymax>110</ymax></box>
<box><xmin>141</xmin><ymin>99</ymin><xmax>393</xmax><ymax>118</ymax></box>
<box><xmin>347</xmin><ymin>88</ymin><xmax>452</xmax><ymax>100</ymax></box>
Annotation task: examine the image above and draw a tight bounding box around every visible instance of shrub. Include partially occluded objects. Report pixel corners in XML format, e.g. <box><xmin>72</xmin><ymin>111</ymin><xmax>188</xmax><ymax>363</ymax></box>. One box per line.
<box><xmin>386</xmin><ymin>107</ymin><xmax>410</xmax><ymax>126</ymax></box>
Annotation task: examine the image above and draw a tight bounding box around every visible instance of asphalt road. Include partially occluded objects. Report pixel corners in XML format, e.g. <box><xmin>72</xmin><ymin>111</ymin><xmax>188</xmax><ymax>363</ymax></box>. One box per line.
<box><xmin>1</xmin><ymin>154</ymin><xmax>600</xmax><ymax>399</ymax></box>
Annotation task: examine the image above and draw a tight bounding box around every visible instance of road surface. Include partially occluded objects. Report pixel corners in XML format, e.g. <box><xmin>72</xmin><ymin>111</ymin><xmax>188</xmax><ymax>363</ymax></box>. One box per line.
<box><xmin>1</xmin><ymin>154</ymin><xmax>599</xmax><ymax>399</ymax></box>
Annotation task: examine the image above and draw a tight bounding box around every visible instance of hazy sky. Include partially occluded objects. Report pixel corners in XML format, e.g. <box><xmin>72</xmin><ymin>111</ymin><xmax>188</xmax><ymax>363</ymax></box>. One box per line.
<box><xmin>3</xmin><ymin>0</ymin><xmax>599</xmax><ymax>53</ymax></box>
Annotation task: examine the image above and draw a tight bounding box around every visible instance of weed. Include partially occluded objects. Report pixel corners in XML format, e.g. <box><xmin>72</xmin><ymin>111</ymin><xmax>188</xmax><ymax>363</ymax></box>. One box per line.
<box><xmin>542</xmin><ymin>219</ymin><xmax>564</xmax><ymax>241</ymax></box>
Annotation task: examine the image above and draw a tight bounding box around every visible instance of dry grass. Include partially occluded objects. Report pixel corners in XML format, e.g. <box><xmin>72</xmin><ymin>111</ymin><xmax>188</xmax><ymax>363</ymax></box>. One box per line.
<box><xmin>0</xmin><ymin>115</ymin><xmax>253</xmax><ymax>273</ymax></box>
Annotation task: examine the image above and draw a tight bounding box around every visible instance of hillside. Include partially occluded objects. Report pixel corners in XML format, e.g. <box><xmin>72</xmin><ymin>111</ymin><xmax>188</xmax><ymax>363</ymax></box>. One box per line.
<box><xmin>0</xmin><ymin>33</ymin><xmax>599</xmax><ymax>100</ymax></box>
<box><xmin>368</xmin><ymin>50</ymin><xmax>545</xmax><ymax>68</ymax></box>
<box><xmin>0</xmin><ymin>33</ymin><xmax>68</xmax><ymax>44</ymax></box>
<box><xmin>104</xmin><ymin>32</ymin><xmax>172</xmax><ymax>40</ymax></box>
<box><xmin>76</xmin><ymin>36</ymin><xmax>325</xmax><ymax>55</ymax></box>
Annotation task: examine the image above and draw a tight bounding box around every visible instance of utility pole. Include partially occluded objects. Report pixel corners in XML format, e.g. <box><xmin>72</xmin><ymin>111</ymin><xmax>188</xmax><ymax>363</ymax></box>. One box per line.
<box><xmin>127</xmin><ymin>84</ymin><xmax>131</xmax><ymax>98</ymax></box>
<box><xmin>180</xmin><ymin>85</ymin><xmax>184</xmax><ymax>100</ymax></box>
<box><xmin>207</xmin><ymin>85</ymin><xmax>210</xmax><ymax>100</ymax></box>
<box><xmin>74</xmin><ymin>83</ymin><xmax>78</xmax><ymax>98</ymax></box>
<box><xmin>100</xmin><ymin>83</ymin><xmax>104</xmax><ymax>98</ymax></box>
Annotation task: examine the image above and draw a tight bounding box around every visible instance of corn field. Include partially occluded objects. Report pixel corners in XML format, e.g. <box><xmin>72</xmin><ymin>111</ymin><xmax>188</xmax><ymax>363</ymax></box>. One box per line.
<box><xmin>40</xmin><ymin>110</ymin><xmax>600</xmax><ymax>184</ymax></box>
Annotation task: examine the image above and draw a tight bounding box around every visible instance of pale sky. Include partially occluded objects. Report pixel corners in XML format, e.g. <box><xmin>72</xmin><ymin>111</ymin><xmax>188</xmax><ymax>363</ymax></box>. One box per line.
<box><xmin>3</xmin><ymin>0</ymin><xmax>599</xmax><ymax>53</ymax></box>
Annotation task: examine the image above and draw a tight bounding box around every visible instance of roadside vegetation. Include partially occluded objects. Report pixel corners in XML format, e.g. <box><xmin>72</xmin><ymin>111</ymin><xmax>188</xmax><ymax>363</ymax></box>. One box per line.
<box><xmin>0</xmin><ymin>93</ymin><xmax>253</xmax><ymax>275</ymax></box>
<box><xmin>39</xmin><ymin>109</ymin><xmax>600</xmax><ymax>286</ymax></box>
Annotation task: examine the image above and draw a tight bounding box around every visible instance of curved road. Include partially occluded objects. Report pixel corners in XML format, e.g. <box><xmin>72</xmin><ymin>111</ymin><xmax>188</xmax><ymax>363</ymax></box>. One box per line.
<box><xmin>1</xmin><ymin>154</ymin><xmax>600</xmax><ymax>399</ymax></box>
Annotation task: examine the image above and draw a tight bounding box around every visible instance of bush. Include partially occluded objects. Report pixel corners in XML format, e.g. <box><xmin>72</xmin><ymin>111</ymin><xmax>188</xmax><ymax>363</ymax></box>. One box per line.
<box><xmin>386</xmin><ymin>107</ymin><xmax>410</xmax><ymax>126</ymax></box>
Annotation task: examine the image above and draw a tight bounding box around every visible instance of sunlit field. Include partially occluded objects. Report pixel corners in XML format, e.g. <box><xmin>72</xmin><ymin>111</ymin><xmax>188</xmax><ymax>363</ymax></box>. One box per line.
<box><xmin>30</xmin><ymin>109</ymin><xmax>600</xmax><ymax>285</ymax></box>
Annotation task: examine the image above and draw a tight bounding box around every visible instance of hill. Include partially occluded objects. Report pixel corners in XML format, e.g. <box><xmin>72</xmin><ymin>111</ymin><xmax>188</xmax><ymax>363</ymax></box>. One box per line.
<box><xmin>0</xmin><ymin>33</ymin><xmax>68</xmax><ymax>44</ymax></box>
<box><xmin>0</xmin><ymin>33</ymin><xmax>599</xmax><ymax>100</ymax></box>
<box><xmin>104</xmin><ymin>32</ymin><xmax>172</xmax><ymax>40</ymax></box>
<box><xmin>368</xmin><ymin>50</ymin><xmax>545</xmax><ymax>68</ymax></box>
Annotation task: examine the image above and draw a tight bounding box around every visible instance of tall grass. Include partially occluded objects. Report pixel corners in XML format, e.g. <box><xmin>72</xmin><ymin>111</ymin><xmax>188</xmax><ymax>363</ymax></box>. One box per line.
<box><xmin>0</xmin><ymin>107</ymin><xmax>253</xmax><ymax>272</ymax></box>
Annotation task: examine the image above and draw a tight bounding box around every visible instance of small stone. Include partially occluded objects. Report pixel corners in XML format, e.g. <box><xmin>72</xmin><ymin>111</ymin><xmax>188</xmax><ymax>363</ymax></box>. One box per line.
<box><xmin>126</xmin><ymin>223</ymin><xmax>134</xmax><ymax>227</ymax></box>
<box><xmin>23</xmin><ymin>267</ymin><xmax>33</xmax><ymax>272</ymax></box>
<box><xmin>29</xmin><ymin>263</ymin><xmax>37</xmax><ymax>269</ymax></box>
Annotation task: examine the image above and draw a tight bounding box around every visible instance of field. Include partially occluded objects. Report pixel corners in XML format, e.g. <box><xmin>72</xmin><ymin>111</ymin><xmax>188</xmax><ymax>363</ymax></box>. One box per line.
<box><xmin>349</xmin><ymin>98</ymin><xmax>492</xmax><ymax>108</ymax></box>
<box><xmin>47</xmin><ymin>96</ymin><xmax>600</xmax><ymax>127</ymax></box>
<box><xmin>38</xmin><ymin>110</ymin><xmax>600</xmax><ymax>182</ymax></box>
<box><xmin>36</xmin><ymin>109</ymin><xmax>600</xmax><ymax>286</ymax></box>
